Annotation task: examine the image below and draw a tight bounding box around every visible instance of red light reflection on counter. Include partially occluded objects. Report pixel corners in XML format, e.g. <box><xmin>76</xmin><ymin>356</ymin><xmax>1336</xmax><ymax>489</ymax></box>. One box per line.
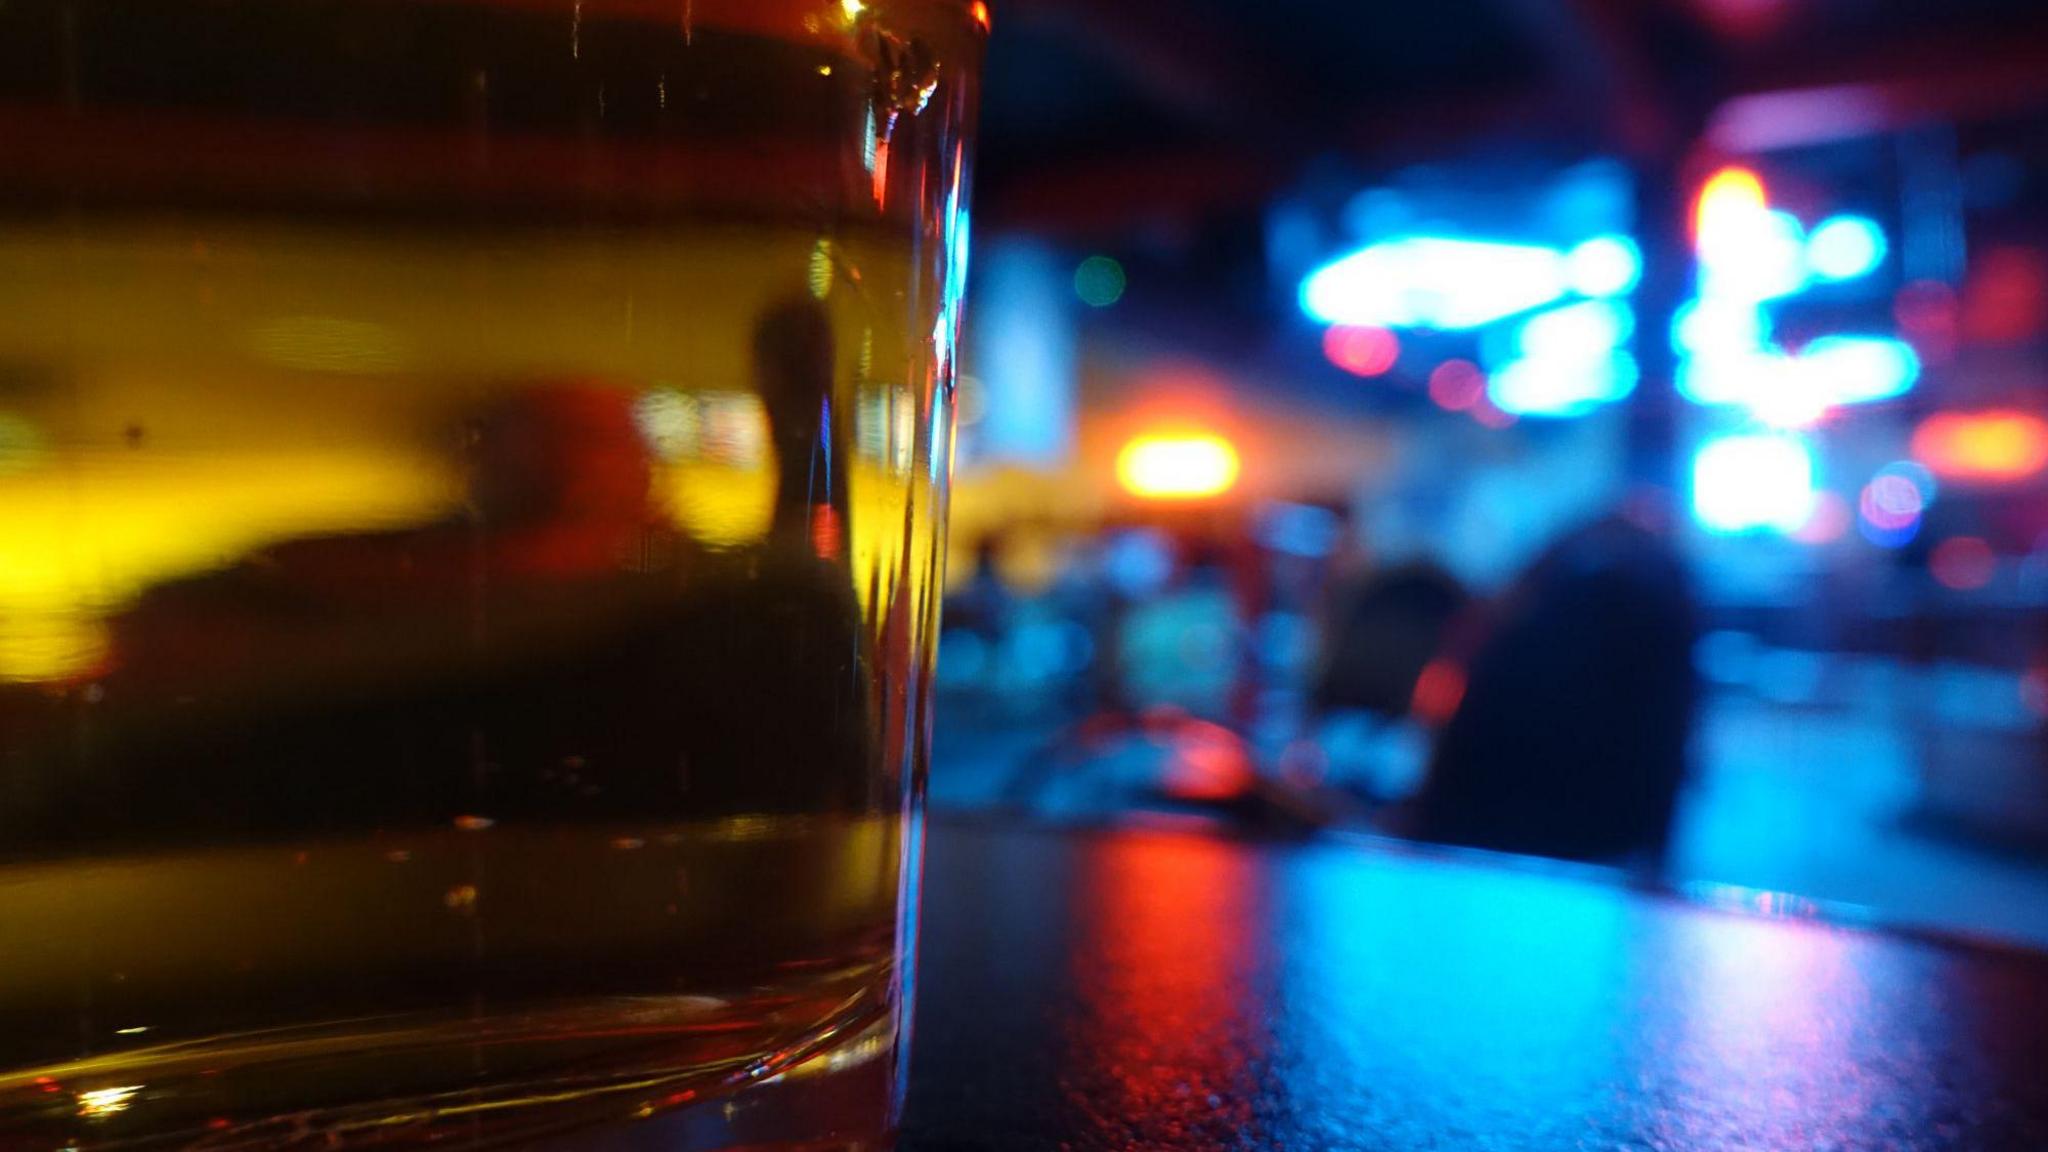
<box><xmin>1066</xmin><ymin>833</ymin><xmax>1267</xmax><ymax>1144</ymax></box>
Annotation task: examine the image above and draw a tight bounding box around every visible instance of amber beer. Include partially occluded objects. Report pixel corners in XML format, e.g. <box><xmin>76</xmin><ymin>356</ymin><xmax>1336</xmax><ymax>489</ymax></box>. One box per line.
<box><xmin>0</xmin><ymin>1</ymin><xmax>980</xmax><ymax>1146</ymax></box>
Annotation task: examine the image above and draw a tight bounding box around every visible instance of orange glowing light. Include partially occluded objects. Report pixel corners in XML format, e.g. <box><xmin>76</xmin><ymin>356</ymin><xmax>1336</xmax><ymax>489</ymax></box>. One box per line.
<box><xmin>1115</xmin><ymin>432</ymin><xmax>1240</xmax><ymax>500</ymax></box>
<box><xmin>1694</xmin><ymin>166</ymin><xmax>1767</xmax><ymax>241</ymax></box>
<box><xmin>1911</xmin><ymin>410</ymin><xmax>2048</xmax><ymax>483</ymax></box>
<box><xmin>970</xmin><ymin>1</ymin><xmax>990</xmax><ymax>30</ymax></box>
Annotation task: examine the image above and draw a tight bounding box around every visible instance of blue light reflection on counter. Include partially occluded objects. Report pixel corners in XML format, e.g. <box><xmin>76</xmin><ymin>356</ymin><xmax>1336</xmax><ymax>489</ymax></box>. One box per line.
<box><xmin>916</xmin><ymin>823</ymin><xmax>2045</xmax><ymax>1150</ymax></box>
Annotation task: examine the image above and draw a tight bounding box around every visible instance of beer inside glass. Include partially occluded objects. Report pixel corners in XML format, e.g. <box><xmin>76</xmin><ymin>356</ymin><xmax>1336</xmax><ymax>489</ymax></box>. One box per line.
<box><xmin>0</xmin><ymin>1</ymin><xmax>980</xmax><ymax>1146</ymax></box>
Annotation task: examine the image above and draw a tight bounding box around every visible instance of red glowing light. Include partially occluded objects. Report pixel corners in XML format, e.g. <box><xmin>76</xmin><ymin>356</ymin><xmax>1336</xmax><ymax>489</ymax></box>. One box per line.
<box><xmin>970</xmin><ymin>0</ymin><xmax>990</xmax><ymax>29</ymax></box>
<box><xmin>1322</xmin><ymin>325</ymin><xmax>1399</xmax><ymax>377</ymax></box>
<box><xmin>1962</xmin><ymin>246</ymin><xmax>2047</xmax><ymax>346</ymax></box>
<box><xmin>1894</xmin><ymin>280</ymin><xmax>1959</xmax><ymax>363</ymax></box>
<box><xmin>811</xmin><ymin>504</ymin><xmax>843</xmax><ymax>559</ymax></box>
<box><xmin>1912</xmin><ymin>410</ymin><xmax>2048</xmax><ymax>483</ymax></box>
<box><xmin>1930</xmin><ymin>536</ymin><xmax>1996</xmax><ymax>591</ymax></box>
<box><xmin>870</xmin><ymin>136</ymin><xmax>892</xmax><ymax>208</ymax></box>
<box><xmin>1411</xmin><ymin>659</ymin><xmax>1467</xmax><ymax>725</ymax></box>
<box><xmin>1427</xmin><ymin>359</ymin><xmax>1487</xmax><ymax>411</ymax></box>
<box><xmin>1159</xmin><ymin>719</ymin><xmax>1257</xmax><ymax>802</ymax></box>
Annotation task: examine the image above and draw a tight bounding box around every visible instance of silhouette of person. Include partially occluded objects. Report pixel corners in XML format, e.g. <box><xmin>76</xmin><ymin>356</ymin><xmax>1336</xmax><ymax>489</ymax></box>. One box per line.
<box><xmin>11</xmin><ymin>297</ymin><xmax>878</xmax><ymax>853</ymax></box>
<box><xmin>1408</xmin><ymin>515</ymin><xmax>1698</xmax><ymax>867</ymax></box>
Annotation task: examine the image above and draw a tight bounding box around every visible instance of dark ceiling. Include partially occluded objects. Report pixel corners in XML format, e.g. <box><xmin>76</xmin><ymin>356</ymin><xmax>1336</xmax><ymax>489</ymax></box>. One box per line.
<box><xmin>971</xmin><ymin>0</ymin><xmax>2048</xmax><ymax>235</ymax></box>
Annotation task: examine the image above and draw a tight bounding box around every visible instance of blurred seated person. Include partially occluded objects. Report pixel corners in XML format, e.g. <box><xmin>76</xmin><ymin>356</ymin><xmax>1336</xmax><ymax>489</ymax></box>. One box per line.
<box><xmin>1313</xmin><ymin>559</ymin><xmax>1470</xmax><ymax>720</ymax></box>
<box><xmin>1403</xmin><ymin>513</ymin><xmax>1698</xmax><ymax>868</ymax></box>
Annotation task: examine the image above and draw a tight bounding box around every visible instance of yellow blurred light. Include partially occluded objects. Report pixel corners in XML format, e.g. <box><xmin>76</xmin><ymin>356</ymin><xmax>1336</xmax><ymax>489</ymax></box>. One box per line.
<box><xmin>1694</xmin><ymin>166</ymin><xmax>1767</xmax><ymax>242</ymax></box>
<box><xmin>840</xmin><ymin>0</ymin><xmax>864</xmax><ymax>20</ymax></box>
<box><xmin>1115</xmin><ymin>433</ymin><xmax>1240</xmax><ymax>501</ymax></box>
<box><xmin>0</xmin><ymin>451</ymin><xmax>454</xmax><ymax>682</ymax></box>
<box><xmin>78</xmin><ymin>1085</ymin><xmax>142</xmax><ymax>1118</ymax></box>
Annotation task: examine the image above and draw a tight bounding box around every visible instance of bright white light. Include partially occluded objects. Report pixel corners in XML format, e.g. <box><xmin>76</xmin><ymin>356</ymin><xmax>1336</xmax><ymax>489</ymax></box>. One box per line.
<box><xmin>1672</xmin><ymin>298</ymin><xmax>1769</xmax><ymax>356</ymax></box>
<box><xmin>1677</xmin><ymin>347</ymin><xmax>1787</xmax><ymax>407</ymax></box>
<box><xmin>1806</xmin><ymin>215</ymin><xmax>1887</xmax><ymax>281</ymax></box>
<box><xmin>1750</xmin><ymin>374</ymin><xmax>1832</xmax><ymax>429</ymax></box>
<box><xmin>1797</xmin><ymin>335</ymin><xmax>1919</xmax><ymax>405</ymax></box>
<box><xmin>77</xmin><ymin>1086</ymin><xmax>143</xmax><ymax>1119</ymax></box>
<box><xmin>1489</xmin><ymin>351</ymin><xmax>1638</xmax><ymax>417</ymax></box>
<box><xmin>1300</xmin><ymin>237</ymin><xmax>1567</xmax><ymax>330</ymax></box>
<box><xmin>1516</xmin><ymin>299</ymin><xmax>1633</xmax><ymax>361</ymax></box>
<box><xmin>1565</xmin><ymin>235</ymin><xmax>1642</xmax><ymax>297</ymax></box>
<box><xmin>1699</xmin><ymin>209</ymin><xmax>1808</xmax><ymax>302</ymax></box>
<box><xmin>632</xmin><ymin>389</ymin><xmax>697</xmax><ymax>460</ymax></box>
<box><xmin>1692</xmin><ymin>434</ymin><xmax>1816</xmax><ymax>534</ymax></box>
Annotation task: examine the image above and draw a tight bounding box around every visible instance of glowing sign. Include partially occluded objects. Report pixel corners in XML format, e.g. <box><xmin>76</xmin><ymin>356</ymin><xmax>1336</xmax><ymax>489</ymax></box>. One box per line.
<box><xmin>1806</xmin><ymin>215</ymin><xmax>1888</xmax><ymax>281</ymax></box>
<box><xmin>1912</xmin><ymin>410</ymin><xmax>2048</xmax><ymax>483</ymax></box>
<box><xmin>1565</xmin><ymin>235</ymin><xmax>1643</xmax><ymax>297</ymax></box>
<box><xmin>1692</xmin><ymin>434</ymin><xmax>1816</xmax><ymax>534</ymax></box>
<box><xmin>1301</xmin><ymin>237</ymin><xmax>1569</xmax><ymax>330</ymax></box>
<box><xmin>1116</xmin><ymin>433</ymin><xmax>1241</xmax><ymax>501</ymax></box>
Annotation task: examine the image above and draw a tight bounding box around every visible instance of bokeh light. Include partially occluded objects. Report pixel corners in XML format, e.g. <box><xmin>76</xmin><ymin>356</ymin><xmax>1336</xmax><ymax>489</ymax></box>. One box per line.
<box><xmin>1805</xmin><ymin>215</ymin><xmax>1888</xmax><ymax>281</ymax></box>
<box><xmin>1912</xmin><ymin>410</ymin><xmax>2048</xmax><ymax>483</ymax></box>
<box><xmin>1116</xmin><ymin>433</ymin><xmax>1241</xmax><ymax>501</ymax></box>
<box><xmin>1792</xmin><ymin>491</ymin><xmax>1850</xmax><ymax>544</ymax></box>
<box><xmin>1427</xmin><ymin>359</ymin><xmax>1487</xmax><ymax>411</ymax></box>
<box><xmin>1929</xmin><ymin>536</ymin><xmax>1996</xmax><ymax>591</ymax></box>
<box><xmin>1692</xmin><ymin>433</ymin><xmax>1816</xmax><ymax>534</ymax></box>
<box><xmin>1565</xmin><ymin>235</ymin><xmax>1643</xmax><ymax>297</ymax></box>
<box><xmin>1074</xmin><ymin>255</ymin><xmax>1127</xmax><ymax>308</ymax></box>
<box><xmin>1322</xmin><ymin>325</ymin><xmax>1400</xmax><ymax>377</ymax></box>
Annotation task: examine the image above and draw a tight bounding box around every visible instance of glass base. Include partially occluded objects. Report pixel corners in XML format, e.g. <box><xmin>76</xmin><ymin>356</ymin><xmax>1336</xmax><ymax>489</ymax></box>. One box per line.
<box><xmin>0</xmin><ymin>994</ymin><xmax>898</xmax><ymax>1150</ymax></box>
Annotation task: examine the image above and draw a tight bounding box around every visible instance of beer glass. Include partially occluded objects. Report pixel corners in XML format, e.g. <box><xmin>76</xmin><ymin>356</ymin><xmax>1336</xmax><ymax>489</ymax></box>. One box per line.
<box><xmin>0</xmin><ymin>1</ymin><xmax>981</xmax><ymax>1147</ymax></box>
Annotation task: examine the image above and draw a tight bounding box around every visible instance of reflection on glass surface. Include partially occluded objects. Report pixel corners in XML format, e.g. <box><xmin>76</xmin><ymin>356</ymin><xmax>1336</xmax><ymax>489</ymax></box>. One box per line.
<box><xmin>0</xmin><ymin>0</ymin><xmax>982</xmax><ymax>1145</ymax></box>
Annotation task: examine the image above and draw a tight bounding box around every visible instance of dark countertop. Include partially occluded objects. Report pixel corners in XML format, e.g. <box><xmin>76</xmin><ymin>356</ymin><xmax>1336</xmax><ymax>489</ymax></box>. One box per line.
<box><xmin>902</xmin><ymin>818</ymin><xmax>2048</xmax><ymax>1151</ymax></box>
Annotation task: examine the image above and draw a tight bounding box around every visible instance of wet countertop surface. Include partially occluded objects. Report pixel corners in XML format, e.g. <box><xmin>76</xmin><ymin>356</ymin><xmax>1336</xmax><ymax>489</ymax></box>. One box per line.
<box><xmin>901</xmin><ymin>818</ymin><xmax>2048</xmax><ymax>1151</ymax></box>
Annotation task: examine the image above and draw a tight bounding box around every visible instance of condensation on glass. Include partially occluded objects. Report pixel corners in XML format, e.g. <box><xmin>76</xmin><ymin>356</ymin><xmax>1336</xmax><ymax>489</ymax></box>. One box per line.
<box><xmin>0</xmin><ymin>1</ymin><xmax>981</xmax><ymax>1147</ymax></box>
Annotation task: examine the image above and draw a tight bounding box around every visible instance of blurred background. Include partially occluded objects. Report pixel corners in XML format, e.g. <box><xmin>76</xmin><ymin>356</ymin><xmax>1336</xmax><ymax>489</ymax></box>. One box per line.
<box><xmin>931</xmin><ymin>0</ymin><xmax>2048</xmax><ymax>948</ymax></box>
